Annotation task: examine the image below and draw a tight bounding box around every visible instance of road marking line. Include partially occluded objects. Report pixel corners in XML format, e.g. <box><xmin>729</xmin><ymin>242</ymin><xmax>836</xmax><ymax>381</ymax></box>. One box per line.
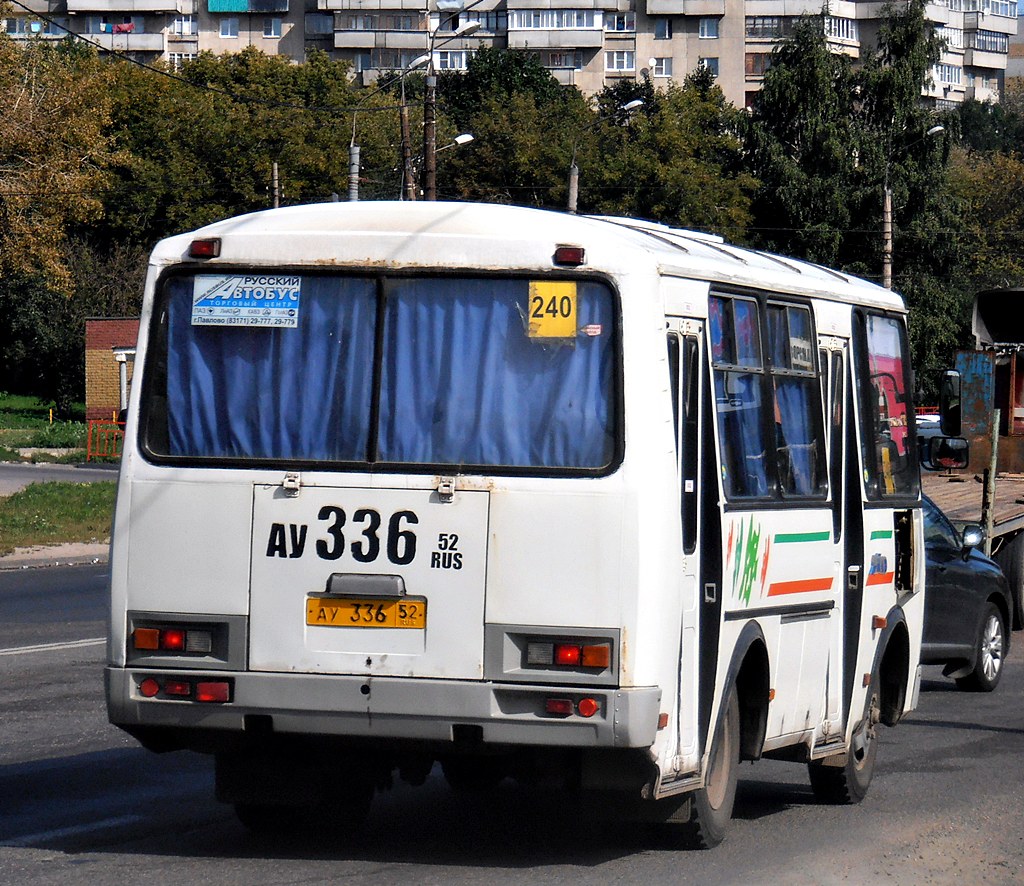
<box><xmin>1</xmin><ymin>815</ymin><xmax>144</xmax><ymax>847</ymax></box>
<box><xmin>0</xmin><ymin>637</ymin><xmax>104</xmax><ymax>656</ymax></box>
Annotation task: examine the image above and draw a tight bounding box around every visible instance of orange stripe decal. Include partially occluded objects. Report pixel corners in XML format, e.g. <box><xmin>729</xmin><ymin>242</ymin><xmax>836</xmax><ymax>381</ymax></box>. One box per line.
<box><xmin>865</xmin><ymin>571</ymin><xmax>895</xmax><ymax>586</ymax></box>
<box><xmin>767</xmin><ymin>577</ymin><xmax>834</xmax><ymax>596</ymax></box>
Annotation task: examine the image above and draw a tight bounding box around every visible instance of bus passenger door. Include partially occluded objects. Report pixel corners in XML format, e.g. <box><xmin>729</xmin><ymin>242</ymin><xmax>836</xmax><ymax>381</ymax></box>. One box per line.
<box><xmin>820</xmin><ymin>337</ymin><xmax>850</xmax><ymax>740</ymax></box>
<box><xmin>667</xmin><ymin>319</ymin><xmax>705</xmax><ymax>766</ymax></box>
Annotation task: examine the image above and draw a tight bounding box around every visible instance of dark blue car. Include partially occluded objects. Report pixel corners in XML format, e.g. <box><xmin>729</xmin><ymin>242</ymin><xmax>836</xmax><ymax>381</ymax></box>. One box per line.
<box><xmin>922</xmin><ymin>495</ymin><xmax>1012</xmax><ymax>691</ymax></box>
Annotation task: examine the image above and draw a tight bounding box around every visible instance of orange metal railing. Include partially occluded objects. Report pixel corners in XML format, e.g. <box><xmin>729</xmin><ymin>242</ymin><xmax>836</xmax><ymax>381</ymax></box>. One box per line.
<box><xmin>87</xmin><ymin>420</ymin><xmax>125</xmax><ymax>462</ymax></box>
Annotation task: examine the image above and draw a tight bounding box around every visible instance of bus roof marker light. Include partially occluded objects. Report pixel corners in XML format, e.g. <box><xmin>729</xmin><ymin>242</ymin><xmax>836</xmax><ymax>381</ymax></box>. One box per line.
<box><xmin>553</xmin><ymin>245</ymin><xmax>585</xmax><ymax>266</ymax></box>
<box><xmin>189</xmin><ymin>238</ymin><xmax>221</xmax><ymax>258</ymax></box>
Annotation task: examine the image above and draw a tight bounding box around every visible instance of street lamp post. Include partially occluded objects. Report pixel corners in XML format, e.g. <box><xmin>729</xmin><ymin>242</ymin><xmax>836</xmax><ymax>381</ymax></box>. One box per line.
<box><xmin>422</xmin><ymin>19</ymin><xmax>480</xmax><ymax>200</ymax></box>
<box><xmin>567</xmin><ymin>99</ymin><xmax>643</xmax><ymax>215</ymax></box>
<box><xmin>882</xmin><ymin>123</ymin><xmax>945</xmax><ymax>289</ymax></box>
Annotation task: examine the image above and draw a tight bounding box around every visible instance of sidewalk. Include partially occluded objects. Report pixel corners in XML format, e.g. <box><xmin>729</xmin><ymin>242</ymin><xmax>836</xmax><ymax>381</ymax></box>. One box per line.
<box><xmin>0</xmin><ymin>541</ymin><xmax>109</xmax><ymax>570</ymax></box>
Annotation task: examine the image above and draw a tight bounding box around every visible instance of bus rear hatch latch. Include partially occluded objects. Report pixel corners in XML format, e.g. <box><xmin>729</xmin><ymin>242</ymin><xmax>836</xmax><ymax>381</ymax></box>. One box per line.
<box><xmin>437</xmin><ymin>476</ymin><xmax>456</xmax><ymax>503</ymax></box>
<box><xmin>282</xmin><ymin>472</ymin><xmax>302</xmax><ymax>497</ymax></box>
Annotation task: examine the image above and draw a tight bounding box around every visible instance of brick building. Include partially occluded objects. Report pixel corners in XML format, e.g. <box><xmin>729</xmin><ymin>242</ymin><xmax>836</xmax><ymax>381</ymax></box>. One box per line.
<box><xmin>85</xmin><ymin>318</ymin><xmax>140</xmax><ymax>422</ymax></box>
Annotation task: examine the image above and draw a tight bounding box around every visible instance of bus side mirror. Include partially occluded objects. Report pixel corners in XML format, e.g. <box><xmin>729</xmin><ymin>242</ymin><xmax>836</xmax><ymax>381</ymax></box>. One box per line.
<box><xmin>921</xmin><ymin>436</ymin><xmax>969</xmax><ymax>471</ymax></box>
<box><xmin>939</xmin><ymin>370</ymin><xmax>961</xmax><ymax>437</ymax></box>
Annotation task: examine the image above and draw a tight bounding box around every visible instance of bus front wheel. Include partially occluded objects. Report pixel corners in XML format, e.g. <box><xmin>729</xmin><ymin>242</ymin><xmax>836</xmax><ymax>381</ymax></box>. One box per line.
<box><xmin>808</xmin><ymin>690</ymin><xmax>879</xmax><ymax>804</ymax></box>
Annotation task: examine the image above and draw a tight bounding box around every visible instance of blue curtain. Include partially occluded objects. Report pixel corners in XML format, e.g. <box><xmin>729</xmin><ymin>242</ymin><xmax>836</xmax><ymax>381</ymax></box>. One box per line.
<box><xmin>166</xmin><ymin>276</ymin><xmax>376</xmax><ymax>460</ymax></box>
<box><xmin>715</xmin><ymin>370</ymin><xmax>769</xmax><ymax>498</ymax></box>
<box><xmin>378</xmin><ymin>278</ymin><xmax>614</xmax><ymax>468</ymax></box>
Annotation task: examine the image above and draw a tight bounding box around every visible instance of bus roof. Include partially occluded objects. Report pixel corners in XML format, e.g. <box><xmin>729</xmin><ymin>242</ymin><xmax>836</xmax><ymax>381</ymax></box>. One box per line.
<box><xmin>154</xmin><ymin>201</ymin><xmax>905</xmax><ymax>312</ymax></box>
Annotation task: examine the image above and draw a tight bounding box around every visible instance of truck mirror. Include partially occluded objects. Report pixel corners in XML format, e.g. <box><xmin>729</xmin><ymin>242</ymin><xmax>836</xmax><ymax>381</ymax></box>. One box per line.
<box><xmin>921</xmin><ymin>436</ymin><xmax>969</xmax><ymax>471</ymax></box>
<box><xmin>939</xmin><ymin>370</ymin><xmax>961</xmax><ymax>437</ymax></box>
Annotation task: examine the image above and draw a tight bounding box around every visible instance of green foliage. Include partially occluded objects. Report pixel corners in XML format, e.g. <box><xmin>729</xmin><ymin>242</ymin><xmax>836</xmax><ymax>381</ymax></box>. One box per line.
<box><xmin>587</xmin><ymin>76</ymin><xmax>755</xmax><ymax>237</ymax></box>
<box><xmin>0</xmin><ymin>481</ymin><xmax>115</xmax><ymax>555</ymax></box>
<box><xmin>437</xmin><ymin>47</ymin><xmax>563</xmax><ymax>130</ymax></box>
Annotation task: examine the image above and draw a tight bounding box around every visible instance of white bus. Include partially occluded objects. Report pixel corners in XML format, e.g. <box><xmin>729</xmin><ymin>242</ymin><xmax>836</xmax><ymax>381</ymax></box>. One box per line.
<box><xmin>106</xmin><ymin>201</ymin><xmax>924</xmax><ymax>847</ymax></box>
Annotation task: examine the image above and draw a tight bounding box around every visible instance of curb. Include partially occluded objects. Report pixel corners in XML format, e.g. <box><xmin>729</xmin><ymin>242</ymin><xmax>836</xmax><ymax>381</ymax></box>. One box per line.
<box><xmin>0</xmin><ymin>545</ymin><xmax>110</xmax><ymax>571</ymax></box>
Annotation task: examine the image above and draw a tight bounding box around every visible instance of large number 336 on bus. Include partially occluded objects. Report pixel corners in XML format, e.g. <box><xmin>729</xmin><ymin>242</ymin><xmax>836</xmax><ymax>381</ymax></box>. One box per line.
<box><xmin>106</xmin><ymin>203</ymin><xmax>924</xmax><ymax>848</ymax></box>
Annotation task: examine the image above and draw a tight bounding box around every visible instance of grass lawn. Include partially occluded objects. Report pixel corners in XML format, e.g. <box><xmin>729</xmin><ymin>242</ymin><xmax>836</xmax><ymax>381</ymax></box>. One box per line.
<box><xmin>0</xmin><ymin>392</ymin><xmax>88</xmax><ymax>460</ymax></box>
<box><xmin>0</xmin><ymin>482</ymin><xmax>116</xmax><ymax>556</ymax></box>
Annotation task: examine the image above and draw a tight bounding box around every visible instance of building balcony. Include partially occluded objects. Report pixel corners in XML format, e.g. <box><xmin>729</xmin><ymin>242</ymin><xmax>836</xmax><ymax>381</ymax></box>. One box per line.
<box><xmin>333</xmin><ymin>29</ymin><xmax>427</xmax><ymax>49</ymax></box>
<box><xmin>507</xmin><ymin>28</ymin><xmax>604</xmax><ymax>49</ymax></box>
<box><xmin>320</xmin><ymin>0</ymin><xmax>431</xmax><ymax>11</ymax></box>
<box><xmin>964</xmin><ymin>11</ymin><xmax>1017</xmax><ymax>33</ymax></box>
<box><xmin>646</xmin><ymin>0</ymin><xmax>724</xmax><ymax>12</ymax></box>
<box><xmin>208</xmin><ymin>0</ymin><xmax>288</xmax><ymax>11</ymax></box>
<box><xmin>965</xmin><ymin>47</ymin><xmax>1008</xmax><ymax>68</ymax></box>
<box><xmin>508</xmin><ymin>0</ymin><xmax>626</xmax><ymax>8</ymax></box>
<box><xmin>85</xmin><ymin>30</ymin><xmax>167</xmax><ymax>49</ymax></box>
<box><xmin>67</xmin><ymin>0</ymin><xmax>192</xmax><ymax>10</ymax></box>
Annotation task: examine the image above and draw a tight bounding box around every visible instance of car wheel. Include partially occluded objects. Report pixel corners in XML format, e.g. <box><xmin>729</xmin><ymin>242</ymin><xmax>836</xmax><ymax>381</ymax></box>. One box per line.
<box><xmin>682</xmin><ymin>688</ymin><xmax>739</xmax><ymax>849</ymax></box>
<box><xmin>808</xmin><ymin>689</ymin><xmax>879</xmax><ymax>804</ymax></box>
<box><xmin>955</xmin><ymin>603</ymin><xmax>1005</xmax><ymax>692</ymax></box>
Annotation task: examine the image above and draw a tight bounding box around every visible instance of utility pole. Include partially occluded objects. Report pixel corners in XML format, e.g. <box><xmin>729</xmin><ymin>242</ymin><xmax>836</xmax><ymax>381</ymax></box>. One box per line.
<box><xmin>423</xmin><ymin>73</ymin><xmax>437</xmax><ymax>201</ymax></box>
<box><xmin>348</xmin><ymin>144</ymin><xmax>360</xmax><ymax>202</ymax></box>
<box><xmin>882</xmin><ymin>184</ymin><xmax>892</xmax><ymax>289</ymax></box>
<box><xmin>272</xmin><ymin>161</ymin><xmax>280</xmax><ymax>209</ymax></box>
<box><xmin>400</xmin><ymin>103</ymin><xmax>416</xmax><ymax>200</ymax></box>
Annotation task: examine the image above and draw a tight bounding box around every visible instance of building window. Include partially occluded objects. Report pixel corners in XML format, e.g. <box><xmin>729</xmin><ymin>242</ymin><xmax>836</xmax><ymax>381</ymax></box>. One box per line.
<box><xmin>220</xmin><ymin>17</ymin><xmax>239</xmax><ymax>37</ymax></box>
<box><xmin>745</xmin><ymin>52</ymin><xmax>772</xmax><ymax>76</ymax></box>
<box><xmin>652</xmin><ymin>57</ymin><xmax>672</xmax><ymax>77</ymax></box>
<box><xmin>508</xmin><ymin>10</ymin><xmax>597</xmax><ymax>29</ymax></box>
<box><xmin>305</xmin><ymin>13</ymin><xmax>332</xmax><ymax>35</ymax></box>
<box><xmin>605</xmin><ymin>50</ymin><xmax>635</xmax><ymax>72</ymax></box>
<box><xmin>935</xmin><ymin>25</ymin><xmax>964</xmax><ymax>49</ymax></box>
<box><xmin>339</xmin><ymin>13</ymin><xmax>418</xmax><ymax>30</ymax></box>
<box><xmin>654</xmin><ymin>18</ymin><xmax>671</xmax><ymax>39</ymax></box>
<box><xmin>699</xmin><ymin>17</ymin><xmax>718</xmax><ymax>38</ymax></box>
<box><xmin>436</xmin><ymin>49</ymin><xmax>469</xmax><ymax>70</ymax></box>
<box><xmin>5</xmin><ymin>16</ymin><xmax>64</xmax><ymax>34</ymax></box>
<box><xmin>534</xmin><ymin>49</ymin><xmax>583</xmax><ymax>69</ymax></box>
<box><xmin>263</xmin><ymin>17</ymin><xmax>281</xmax><ymax>37</ymax></box>
<box><xmin>699</xmin><ymin>57</ymin><xmax>719</xmax><ymax>77</ymax></box>
<box><xmin>465</xmin><ymin>10</ymin><xmax>506</xmax><ymax>32</ymax></box>
<box><xmin>87</xmin><ymin>15</ymin><xmax>142</xmax><ymax>34</ymax></box>
<box><xmin>605</xmin><ymin>12</ymin><xmax>635</xmax><ymax>32</ymax></box>
<box><xmin>171</xmin><ymin>14</ymin><xmax>196</xmax><ymax>36</ymax></box>
<box><xmin>935</xmin><ymin>63</ymin><xmax>962</xmax><ymax>84</ymax></box>
<box><xmin>966</xmin><ymin>29</ymin><xmax>1008</xmax><ymax>52</ymax></box>
<box><xmin>168</xmin><ymin>51</ymin><xmax>197</xmax><ymax>70</ymax></box>
<box><xmin>824</xmin><ymin>16</ymin><xmax>858</xmax><ymax>41</ymax></box>
<box><xmin>745</xmin><ymin>16</ymin><xmax>789</xmax><ymax>39</ymax></box>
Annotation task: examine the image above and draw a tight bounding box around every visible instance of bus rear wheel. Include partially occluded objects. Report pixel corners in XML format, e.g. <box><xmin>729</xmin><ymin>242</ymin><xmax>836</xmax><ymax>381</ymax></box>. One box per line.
<box><xmin>808</xmin><ymin>690</ymin><xmax>879</xmax><ymax>804</ymax></box>
<box><xmin>683</xmin><ymin>688</ymin><xmax>739</xmax><ymax>849</ymax></box>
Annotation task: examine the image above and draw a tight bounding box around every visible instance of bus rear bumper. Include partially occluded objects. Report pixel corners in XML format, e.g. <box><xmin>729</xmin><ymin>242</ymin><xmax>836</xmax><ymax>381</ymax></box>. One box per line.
<box><xmin>105</xmin><ymin>667</ymin><xmax>662</xmax><ymax>751</ymax></box>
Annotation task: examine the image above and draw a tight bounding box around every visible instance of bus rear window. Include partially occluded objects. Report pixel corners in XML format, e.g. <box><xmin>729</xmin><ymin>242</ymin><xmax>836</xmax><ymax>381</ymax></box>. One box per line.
<box><xmin>143</xmin><ymin>273</ymin><xmax>618</xmax><ymax>473</ymax></box>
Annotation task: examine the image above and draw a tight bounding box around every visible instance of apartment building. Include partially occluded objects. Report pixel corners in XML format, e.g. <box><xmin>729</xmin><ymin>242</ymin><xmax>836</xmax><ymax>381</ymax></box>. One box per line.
<box><xmin>3</xmin><ymin>0</ymin><xmax>1017</xmax><ymax>107</ymax></box>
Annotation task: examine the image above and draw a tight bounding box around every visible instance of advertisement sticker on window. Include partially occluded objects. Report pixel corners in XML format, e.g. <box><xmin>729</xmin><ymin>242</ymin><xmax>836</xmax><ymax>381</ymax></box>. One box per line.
<box><xmin>191</xmin><ymin>275</ymin><xmax>301</xmax><ymax>327</ymax></box>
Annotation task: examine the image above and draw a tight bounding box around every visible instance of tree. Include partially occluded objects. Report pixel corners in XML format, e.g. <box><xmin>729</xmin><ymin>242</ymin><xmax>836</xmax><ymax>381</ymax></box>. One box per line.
<box><xmin>743</xmin><ymin>13</ymin><xmax>862</xmax><ymax>266</ymax></box>
<box><xmin>586</xmin><ymin>71</ymin><xmax>755</xmax><ymax>237</ymax></box>
<box><xmin>0</xmin><ymin>36</ymin><xmax>115</xmax><ymax>289</ymax></box>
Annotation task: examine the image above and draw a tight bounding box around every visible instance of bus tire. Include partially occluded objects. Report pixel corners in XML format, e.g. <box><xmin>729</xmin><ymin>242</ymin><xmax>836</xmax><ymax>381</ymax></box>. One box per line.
<box><xmin>808</xmin><ymin>689</ymin><xmax>879</xmax><ymax>804</ymax></box>
<box><xmin>995</xmin><ymin>533</ymin><xmax>1024</xmax><ymax>630</ymax></box>
<box><xmin>683</xmin><ymin>688</ymin><xmax>739</xmax><ymax>849</ymax></box>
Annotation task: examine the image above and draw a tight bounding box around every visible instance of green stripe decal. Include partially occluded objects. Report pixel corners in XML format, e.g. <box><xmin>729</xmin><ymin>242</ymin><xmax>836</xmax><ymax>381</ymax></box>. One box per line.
<box><xmin>774</xmin><ymin>532</ymin><xmax>831</xmax><ymax>543</ymax></box>
<box><xmin>870</xmin><ymin>530</ymin><xmax>893</xmax><ymax>540</ymax></box>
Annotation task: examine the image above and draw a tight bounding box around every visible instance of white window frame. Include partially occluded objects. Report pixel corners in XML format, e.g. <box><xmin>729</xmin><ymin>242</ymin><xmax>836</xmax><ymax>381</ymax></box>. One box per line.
<box><xmin>699</xmin><ymin>56</ymin><xmax>719</xmax><ymax>77</ymax></box>
<box><xmin>263</xmin><ymin>17</ymin><xmax>282</xmax><ymax>38</ymax></box>
<box><xmin>605</xmin><ymin>50</ymin><xmax>635</xmax><ymax>72</ymax></box>
<box><xmin>652</xmin><ymin>57</ymin><xmax>672</xmax><ymax>77</ymax></box>
<box><xmin>171</xmin><ymin>14</ymin><xmax>196</xmax><ymax>36</ymax></box>
<box><xmin>220</xmin><ymin>17</ymin><xmax>239</xmax><ymax>38</ymax></box>
<box><xmin>654</xmin><ymin>18</ymin><xmax>672</xmax><ymax>40</ymax></box>
<box><xmin>699</xmin><ymin>17</ymin><xmax>719</xmax><ymax>39</ymax></box>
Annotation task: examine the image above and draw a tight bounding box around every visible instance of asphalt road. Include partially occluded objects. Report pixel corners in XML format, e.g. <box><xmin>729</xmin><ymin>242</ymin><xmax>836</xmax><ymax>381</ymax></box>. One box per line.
<box><xmin>0</xmin><ymin>462</ymin><xmax>118</xmax><ymax>498</ymax></box>
<box><xmin>1</xmin><ymin>564</ymin><xmax>1022</xmax><ymax>885</ymax></box>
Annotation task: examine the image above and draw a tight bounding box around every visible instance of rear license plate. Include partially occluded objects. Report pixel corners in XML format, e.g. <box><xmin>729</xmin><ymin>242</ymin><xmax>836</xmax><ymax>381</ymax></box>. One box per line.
<box><xmin>305</xmin><ymin>597</ymin><xmax>426</xmax><ymax>629</ymax></box>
